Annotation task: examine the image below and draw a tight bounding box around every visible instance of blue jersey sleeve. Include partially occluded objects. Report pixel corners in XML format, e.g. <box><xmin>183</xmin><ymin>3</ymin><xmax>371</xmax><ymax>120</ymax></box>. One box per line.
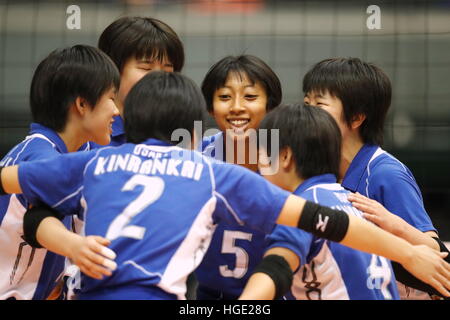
<box><xmin>19</xmin><ymin>139</ymin><xmax>61</xmax><ymax>162</ymax></box>
<box><xmin>1</xmin><ymin>137</ymin><xmax>61</xmax><ymax>167</ymax></box>
<box><xmin>266</xmin><ymin>188</ymin><xmax>318</xmax><ymax>268</ymax></box>
<box><xmin>369</xmin><ymin>162</ymin><xmax>436</xmax><ymax>233</ymax></box>
<box><xmin>211</xmin><ymin>161</ymin><xmax>290</xmax><ymax>234</ymax></box>
<box><xmin>201</xmin><ymin>132</ymin><xmax>223</xmax><ymax>160</ymax></box>
<box><xmin>266</xmin><ymin>225</ymin><xmax>315</xmax><ymax>269</ymax></box>
<box><xmin>18</xmin><ymin>150</ymin><xmax>96</xmax><ymax>216</ymax></box>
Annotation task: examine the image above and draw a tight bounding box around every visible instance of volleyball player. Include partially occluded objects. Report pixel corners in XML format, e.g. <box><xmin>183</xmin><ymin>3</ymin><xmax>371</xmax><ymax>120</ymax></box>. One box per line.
<box><xmin>302</xmin><ymin>57</ymin><xmax>448</xmax><ymax>298</ymax></box>
<box><xmin>240</xmin><ymin>104</ymin><xmax>399</xmax><ymax>300</ymax></box>
<box><xmin>0</xmin><ymin>45</ymin><xmax>119</xmax><ymax>299</ymax></box>
<box><xmin>47</xmin><ymin>16</ymin><xmax>186</xmax><ymax>298</ymax></box>
<box><xmin>195</xmin><ymin>55</ymin><xmax>282</xmax><ymax>299</ymax></box>
<box><xmin>94</xmin><ymin>16</ymin><xmax>184</xmax><ymax>147</ymax></box>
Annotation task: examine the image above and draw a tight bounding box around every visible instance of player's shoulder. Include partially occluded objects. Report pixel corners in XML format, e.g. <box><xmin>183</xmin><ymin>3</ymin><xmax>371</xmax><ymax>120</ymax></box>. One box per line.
<box><xmin>201</xmin><ymin>132</ymin><xmax>223</xmax><ymax>158</ymax></box>
<box><xmin>364</xmin><ymin>153</ymin><xmax>420</xmax><ymax>197</ymax></box>
<box><xmin>368</xmin><ymin>149</ymin><xmax>411</xmax><ymax>177</ymax></box>
<box><xmin>8</xmin><ymin>136</ymin><xmax>61</xmax><ymax>163</ymax></box>
<box><xmin>202</xmin><ymin>132</ymin><xmax>222</xmax><ymax>148</ymax></box>
<box><xmin>24</xmin><ymin>135</ymin><xmax>59</xmax><ymax>149</ymax></box>
<box><xmin>305</xmin><ymin>183</ymin><xmax>346</xmax><ymax>202</ymax></box>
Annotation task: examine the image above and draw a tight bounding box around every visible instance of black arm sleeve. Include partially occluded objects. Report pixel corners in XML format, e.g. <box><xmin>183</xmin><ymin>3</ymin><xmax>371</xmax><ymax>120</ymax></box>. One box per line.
<box><xmin>392</xmin><ymin>238</ymin><xmax>450</xmax><ymax>299</ymax></box>
<box><xmin>23</xmin><ymin>205</ymin><xmax>64</xmax><ymax>248</ymax></box>
<box><xmin>298</xmin><ymin>201</ymin><xmax>349</xmax><ymax>242</ymax></box>
<box><xmin>252</xmin><ymin>254</ymin><xmax>293</xmax><ymax>300</ymax></box>
<box><xmin>433</xmin><ymin>237</ymin><xmax>450</xmax><ymax>263</ymax></box>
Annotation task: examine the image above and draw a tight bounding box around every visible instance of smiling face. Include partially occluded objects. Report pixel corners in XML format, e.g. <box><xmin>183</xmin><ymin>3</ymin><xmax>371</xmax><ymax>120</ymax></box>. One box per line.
<box><xmin>303</xmin><ymin>90</ymin><xmax>350</xmax><ymax>139</ymax></box>
<box><xmin>116</xmin><ymin>54</ymin><xmax>174</xmax><ymax>114</ymax></box>
<box><xmin>212</xmin><ymin>71</ymin><xmax>268</xmax><ymax>141</ymax></box>
<box><xmin>82</xmin><ymin>86</ymin><xmax>119</xmax><ymax>145</ymax></box>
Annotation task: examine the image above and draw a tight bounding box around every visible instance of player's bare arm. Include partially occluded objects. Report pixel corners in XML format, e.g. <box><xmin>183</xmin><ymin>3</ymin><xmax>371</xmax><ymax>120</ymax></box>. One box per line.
<box><xmin>35</xmin><ymin>216</ymin><xmax>117</xmax><ymax>279</ymax></box>
<box><xmin>0</xmin><ymin>165</ymin><xmax>21</xmax><ymax>194</ymax></box>
<box><xmin>0</xmin><ymin>166</ymin><xmax>117</xmax><ymax>279</ymax></box>
<box><xmin>278</xmin><ymin>194</ymin><xmax>450</xmax><ymax>297</ymax></box>
<box><xmin>348</xmin><ymin>192</ymin><xmax>440</xmax><ymax>250</ymax></box>
<box><xmin>348</xmin><ymin>192</ymin><xmax>439</xmax><ymax>250</ymax></box>
<box><xmin>239</xmin><ymin>247</ymin><xmax>298</xmax><ymax>300</ymax></box>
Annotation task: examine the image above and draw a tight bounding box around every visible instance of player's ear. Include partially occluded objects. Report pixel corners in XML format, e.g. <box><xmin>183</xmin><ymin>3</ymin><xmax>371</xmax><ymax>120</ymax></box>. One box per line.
<box><xmin>74</xmin><ymin>97</ymin><xmax>90</xmax><ymax>116</ymax></box>
<box><xmin>351</xmin><ymin>113</ymin><xmax>366</xmax><ymax>130</ymax></box>
<box><xmin>280</xmin><ymin>147</ymin><xmax>293</xmax><ymax>170</ymax></box>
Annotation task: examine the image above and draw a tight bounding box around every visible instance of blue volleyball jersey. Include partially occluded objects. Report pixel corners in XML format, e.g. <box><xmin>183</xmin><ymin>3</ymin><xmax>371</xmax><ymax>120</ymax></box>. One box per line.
<box><xmin>89</xmin><ymin>115</ymin><xmax>126</xmax><ymax>149</ymax></box>
<box><xmin>342</xmin><ymin>144</ymin><xmax>435</xmax><ymax>233</ymax></box>
<box><xmin>195</xmin><ymin>132</ymin><xmax>267</xmax><ymax>299</ymax></box>
<box><xmin>0</xmin><ymin>123</ymin><xmax>72</xmax><ymax>300</ymax></box>
<box><xmin>267</xmin><ymin>174</ymin><xmax>400</xmax><ymax>300</ymax></box>
<box><xmin>342</xmin><ymin>144</ymin><xmax>435</xmax><ymax>300</ymax></box>
<box><xmin>17</xmin><ymin>138</ymin><xmax>290</xmax><ymax>300</ymax></box>
<box><xmin>201</xmin><ymin>132</ymin><xmax>223</xmax><ymax>160</ymax></box>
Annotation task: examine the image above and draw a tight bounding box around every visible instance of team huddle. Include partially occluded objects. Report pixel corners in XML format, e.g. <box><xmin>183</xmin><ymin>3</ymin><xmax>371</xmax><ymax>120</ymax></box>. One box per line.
<box><xmin>0</xmin><ymin>16</ymin><xmax>449</xmax><ymax>301</ymax></box>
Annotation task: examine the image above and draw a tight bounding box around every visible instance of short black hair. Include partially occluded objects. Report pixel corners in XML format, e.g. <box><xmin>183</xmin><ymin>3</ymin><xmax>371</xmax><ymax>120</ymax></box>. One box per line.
<box><xmin>98</xmin><ymin>16</ymin><xmax>184</xmax><ymax>72</ymax></box>
<box><xmin>30</xmin><ymin>45</ymin><xmax>120</xmax><ymax>132</ymax></box>
<box><xmin>124</xmin><ymin>71</ymin><xmax>205</xmax><ymax>144</ymax></box>
<box><xmin>201</xmin><ymin>55</ymin><xmax>282</xmax><ymax>112</ymax></box>
<box><xmin>259</xmin><ymin>103</ymin><xmax>341</xmax><ymax>180</ymax></box>
<box><xmin>303</xmin><ymin>57</ymin><xmax>391</xmax><ymax>145</ymax></box>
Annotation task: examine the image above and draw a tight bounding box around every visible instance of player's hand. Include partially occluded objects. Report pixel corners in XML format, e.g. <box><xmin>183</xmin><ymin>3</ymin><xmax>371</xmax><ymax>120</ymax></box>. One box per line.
<box><xmin>348</xmin><ymin>192</ymin><xmax>405</xmax><ymax>235</ymax></box>
<box><xmin>68</xmin><ymin>235</ymin><xmax>117</xmax><ymax>280</ymax></box>
<box><xmin>402</xmin><ymin>244</ymin><xmax>450</xmax><ymax>297</ymax></box>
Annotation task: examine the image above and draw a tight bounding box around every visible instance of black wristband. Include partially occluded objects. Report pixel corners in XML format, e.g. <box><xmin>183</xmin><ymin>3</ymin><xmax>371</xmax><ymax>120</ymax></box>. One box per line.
<box><xmin>391</xmin><ymin>261</ymin><xmax>445</xmax><ymax>298</ymax></box>
<box><xmin>298</xmin><ymin>201</ymin><xmax>350</xmax><ymax>242</ymax></box>
<box><xmin>391</xmin><ymin>238</ymin><xmax>449</xmax><ymax>299</ymax></box>
<box><xmin>433</xmin><ymin>237</ymin><xmax>450</xmax><ymax>253</ymax></box>
<box><xmin>23</xmin><ymin>205</ymin><xmax>63</xmax><ymax>248</ymax></box>
<box><xmin>0</xmin><ymin>166</ymin><xmax>6</xmax><ymax>196</ymax></box>
<box><xmin>252</xmin><ymin>254</ymin><xmax>293</xmax><ymax>300</ymax></box>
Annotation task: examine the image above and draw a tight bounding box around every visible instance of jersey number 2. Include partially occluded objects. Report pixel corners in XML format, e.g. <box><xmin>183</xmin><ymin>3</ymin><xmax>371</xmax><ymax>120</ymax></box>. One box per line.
<box><xmin>105</xmin><ymin>175</ymin><xmax>164</xmax><ymax>241</ymax></box>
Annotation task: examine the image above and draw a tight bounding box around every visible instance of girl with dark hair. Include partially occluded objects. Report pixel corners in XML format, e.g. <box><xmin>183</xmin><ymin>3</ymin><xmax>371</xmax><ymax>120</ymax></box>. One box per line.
<box><xmin>195</xmin><ymin>54</ymin><xmax>283</xmax><ymax>299</ymax></box>
<box><xmin>96</xmin><ymin>16</ymin><xmax>185</xmax><ymax>147</ymax></box>
<box><xmin>303</xmin><ymin>57</ymin><xmax>446</xmax><ymax>299</ymax></box>
<box><xmin>241</xmin><ymin>104</ymin><xmax>399</xmax><ymax>300</ymax></box>
<box><xmin>0</xmin><ymin>45</ymin><xmax>119</xmax><ymax>299</ymax></box>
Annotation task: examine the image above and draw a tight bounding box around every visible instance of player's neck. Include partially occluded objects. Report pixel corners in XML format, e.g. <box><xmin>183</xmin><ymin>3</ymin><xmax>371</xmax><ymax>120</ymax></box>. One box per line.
<box><xmin>57</xmin><ymin>124</ymin><xmax>86</xmax><ymax>153</ymax></box>
<box><xmin>116</xmin><ymin>100</ymin><xmax>125</xmax><ymax>119</ymax></box>
<box><xmin>339</xmin><ymin>132</ymin><xmax>364</xmax><ymax>182</ymax></box>
<box><xmin>288</xmin><ymin>175</ymin><xmax>304</xmax><ymax>193</ymax></box>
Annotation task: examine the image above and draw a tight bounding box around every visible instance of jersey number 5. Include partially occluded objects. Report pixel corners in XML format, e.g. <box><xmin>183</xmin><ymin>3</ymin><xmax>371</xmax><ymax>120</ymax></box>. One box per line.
<box><xmin>106</xmin><ymin>175</ymin><xmax>165</xmax><ymax>241</ymax></box>
<box><xmin>219</xmin><ymin>230</ymin><xmax>252</xmax><ymax>279</ymax></box>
